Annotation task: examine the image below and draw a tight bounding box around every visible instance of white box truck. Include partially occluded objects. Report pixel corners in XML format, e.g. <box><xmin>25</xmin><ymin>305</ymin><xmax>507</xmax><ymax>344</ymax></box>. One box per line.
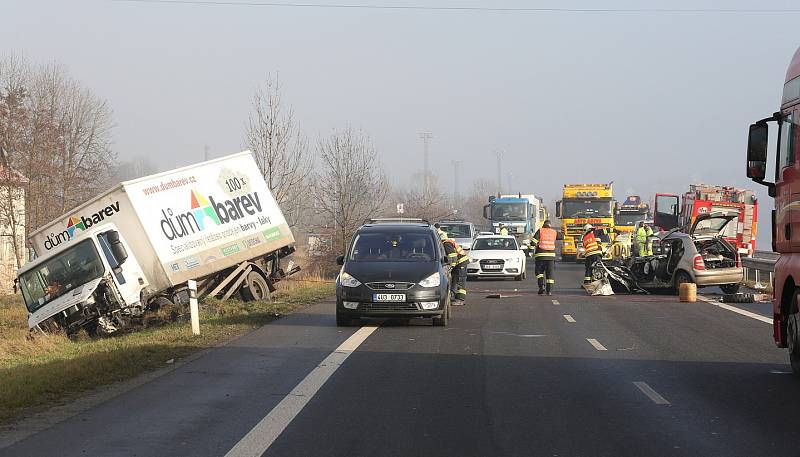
<box><xmin>17</xmin><ymin>151</ymin><xmax>297</xmax><ymax>335</ymax></box>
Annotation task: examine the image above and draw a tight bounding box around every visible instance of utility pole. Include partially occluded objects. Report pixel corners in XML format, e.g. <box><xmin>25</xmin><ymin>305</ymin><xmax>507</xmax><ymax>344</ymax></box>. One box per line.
<box><xmin>451</xmin><ymin>159</ymin><xmax>461</xmax><ymax>207</ymax></box>
<box><xmin>507</xmin><ymin>171</ymin><xmax>513</xmax><ymax>194</ymax></box>
<box><xmin>419</xmin><ymin>131</ymin><xmax>433</xmax><ymax>191</ymax></box>
<box><xmin>493</xmin><ymin>150</ymin><xmax>503</xmax><ymax>194</ymax></box>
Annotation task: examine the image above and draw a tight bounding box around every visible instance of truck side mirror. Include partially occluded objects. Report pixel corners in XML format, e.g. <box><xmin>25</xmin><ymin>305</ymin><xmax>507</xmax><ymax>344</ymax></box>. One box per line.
<box><xmin>555</xmin><ymin>201</ymin><xmax>562</xmax><ymax>219</ymax></box>
<box><xmin>483</xmin><ymin>204</ymin><xmax>490</xmax><ymax>220</ymax></box>
<box><xmin>746</xmin><ymin>122</ymin><xmax>769</xmax><ymax>181</ymax></box>
<box><xmin>336</xmin><ymin>255</ymin><xmax>345</xmax><ymax>266</ymax></box>
<box><xmin>106</xmin><ymin>230</ymin><xmax>129</xmax><ymax>267</ymax></box>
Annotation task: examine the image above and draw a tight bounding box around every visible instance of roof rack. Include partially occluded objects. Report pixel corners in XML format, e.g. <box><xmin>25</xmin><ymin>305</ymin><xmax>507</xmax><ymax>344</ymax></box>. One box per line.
<box><xmin>363</xmin><ymin>217</ymin><xmax>431</xmax><ymax>225</ymax></box>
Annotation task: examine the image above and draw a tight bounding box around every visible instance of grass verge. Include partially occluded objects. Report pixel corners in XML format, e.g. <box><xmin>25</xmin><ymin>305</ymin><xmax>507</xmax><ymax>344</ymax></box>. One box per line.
<box><xmin>0</xmin><ymin>279</ymin><xmax>334</xmax><ymax>424</ymax></box>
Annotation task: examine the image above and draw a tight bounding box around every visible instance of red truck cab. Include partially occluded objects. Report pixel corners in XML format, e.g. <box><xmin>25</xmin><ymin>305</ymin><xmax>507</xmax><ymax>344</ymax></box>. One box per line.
<box><xmin>746</xmin><ymin>46</ymin><xmax>800</xmax><ymax>373</ymax></box>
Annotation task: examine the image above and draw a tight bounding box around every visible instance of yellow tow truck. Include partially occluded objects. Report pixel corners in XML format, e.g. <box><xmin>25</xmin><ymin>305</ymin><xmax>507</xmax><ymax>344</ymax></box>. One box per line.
<box><xmin>556</xmin><ymin>183</ymin><xmax>615</xmax><ymax>262</ymax></box>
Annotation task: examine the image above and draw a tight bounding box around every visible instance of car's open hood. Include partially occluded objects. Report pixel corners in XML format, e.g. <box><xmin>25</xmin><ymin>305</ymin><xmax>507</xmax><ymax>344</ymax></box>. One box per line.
<box><xmin>688</xmin><ymin>211</ymin><xmax>737</xmax><ymax>237</ymax></box>
<box><xmin>28</xmin><ymin>278</ymin><xmax>103</xmax><ymax>329</ymax></box>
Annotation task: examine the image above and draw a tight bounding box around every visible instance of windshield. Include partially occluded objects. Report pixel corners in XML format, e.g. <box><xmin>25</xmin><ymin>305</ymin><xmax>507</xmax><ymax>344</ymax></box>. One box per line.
<box><xmin>19</xmin><ymin>239</ymin><xmax>105</xmax><ymax>313</ymax></box>
<box><xmin>472</xmin><ymin>237</ymin><xmax>519</xmax><ymax>250</ymax></box>
<box><xmin>693</xmin><ymin>216</ymin><xmax>737</xmax><ymax>237</ymax></box>
<box><xmin>616</xmin><ymin>212</ymin><xmax>647</xmax><ymax>226</ymax></box>
<box><xmin>491</xmin><ymin>203</ymin><xmax>527</xmax><ymax>221</ymax></box>
<box><xmin>438</xmin><ymin>224</ymin><xmax>472</xmax><ymax>238</ymax></box>
<box><xmin>348</xmin><ymin>232</ymin><xmax>436</xmax><ymax>262</ymax></box>
<box><xmin>562</xmin><ymin>200</ymin><xmax>613</xmax><ymax>218</ymax></box>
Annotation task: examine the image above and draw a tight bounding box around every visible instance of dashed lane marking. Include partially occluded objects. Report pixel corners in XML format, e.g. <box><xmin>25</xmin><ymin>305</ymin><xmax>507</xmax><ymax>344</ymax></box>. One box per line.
<box><xmin>697</xmin><ymin>296</ymin><xmax>771</xmax><ymax>324</ymax></box>
<box><xmin>563</xmin><ymin>314</ymin><xmax>576</xmax><ymax>323</ymax></box>
<box><xmin>633</xmin><ymin>381</ymin><xmax>671</xmax><ymax>405</ymax></box>
<box><xmin>224</xmin><ymin>325</ymin><xmax>379</xmax><ymax>457</ymax></box>
<box><xmin>586</xmin><ymin>338</ymin><xmax>607</xmax><ymax>351</ymax></box>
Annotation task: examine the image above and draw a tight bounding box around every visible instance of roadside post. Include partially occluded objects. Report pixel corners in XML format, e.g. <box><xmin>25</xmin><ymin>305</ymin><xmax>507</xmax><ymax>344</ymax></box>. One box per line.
<box><xmin>188</xmin><ymin>279</ymin><xmax>200</xmax><ymax>335</ymax></box>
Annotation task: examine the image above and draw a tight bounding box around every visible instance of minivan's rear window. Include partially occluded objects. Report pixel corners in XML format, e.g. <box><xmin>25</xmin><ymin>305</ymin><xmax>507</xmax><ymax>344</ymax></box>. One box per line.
<box><xmin>349</xmin><ymin>232</ymin><xmax>436</xmax><ymax>262</ymax></box>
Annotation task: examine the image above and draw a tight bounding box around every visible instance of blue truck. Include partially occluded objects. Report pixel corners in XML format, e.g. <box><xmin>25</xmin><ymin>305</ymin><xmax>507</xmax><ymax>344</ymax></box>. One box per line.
<box><xmin>483</xmin><ymin>194</ymin><xmax>545</xmax><ymax>253</ymax></box>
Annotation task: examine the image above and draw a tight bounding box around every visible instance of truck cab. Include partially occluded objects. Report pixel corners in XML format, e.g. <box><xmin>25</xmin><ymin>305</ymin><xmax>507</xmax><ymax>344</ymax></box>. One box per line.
<box><xmin>18</xmin><ymin>224</ymin><xmax>147</xmax><ymax>335</ymax></box>
<box><xmin>745</xmin><ymin>46</ymin><xmax>800</xmax><ymax>371</ymax></box>
<box><xmin>483</xmin><ymin>194</ymin><xmax>536</xmax><ymax>251</ymax></box>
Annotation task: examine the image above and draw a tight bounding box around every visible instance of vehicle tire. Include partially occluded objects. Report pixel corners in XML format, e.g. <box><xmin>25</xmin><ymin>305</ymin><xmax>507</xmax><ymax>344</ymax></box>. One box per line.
<box><xmin>433</xmin><ymin>303</ymin><xmax>449</xmax><ymax>327</ymax></box>
<box><xmin>673</xmin><ymin>270</ymin><xmax>693</xmax><ymax>294</ymax></box>
<box><xmin>515</xmin><ymin>273</ymin><xmax>523</xmax><ymax>281</ymax></box>
<box><xmin>336</xmin><ymin>309</ymin><xmax>354</xmax><ymax>327</ymax></box>
<box><xmin>240</xmin><ymin>271</ymin><xmax>271</xmax><ymax>302</ymax></box>
<box><xmin>720</xmin><ymin>283</ymin><xmax>741</xmax><ymax>294</ymax></box>
<box><xmin>787</xmin><ymin>289</ymin><xmax>800</xmax><ymax>377</ymax></box>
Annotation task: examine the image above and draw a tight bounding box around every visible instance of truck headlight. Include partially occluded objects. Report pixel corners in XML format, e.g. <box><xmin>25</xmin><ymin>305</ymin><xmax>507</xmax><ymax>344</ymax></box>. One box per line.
<box><xmin>418</xmin><ymin>273</ymin><xmax>440</xmax><ymax>288</ymax></box>
<box><xmin>339</xmin><ymin>272</ymin><xmax>361</xmax><ymax>288</ymax></box>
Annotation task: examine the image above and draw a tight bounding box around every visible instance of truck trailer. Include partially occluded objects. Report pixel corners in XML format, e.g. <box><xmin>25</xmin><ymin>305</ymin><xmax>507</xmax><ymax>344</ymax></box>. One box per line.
<box><xmin>17</xmin><ymin>151</ymin><xmax>297</xmax><ymax>335</ymax></box>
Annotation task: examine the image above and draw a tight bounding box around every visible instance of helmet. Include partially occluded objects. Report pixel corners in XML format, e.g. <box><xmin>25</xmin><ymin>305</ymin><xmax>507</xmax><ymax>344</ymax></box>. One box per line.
<box><xmin>584</xmin><ymin>224</ymin><xmax>593</xmax><ymax>232</ymax></box>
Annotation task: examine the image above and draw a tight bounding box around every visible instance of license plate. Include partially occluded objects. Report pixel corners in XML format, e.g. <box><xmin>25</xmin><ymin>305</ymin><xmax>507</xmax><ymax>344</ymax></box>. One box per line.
<box><xmin>373</xmin><ymin>293</ymin><xmax>406</xmax><ymax>302</ymax></box>
<box><xmin>483</xmin><ymin>264</ymin><xmax>503</xmax><ymax>270</ymax></box>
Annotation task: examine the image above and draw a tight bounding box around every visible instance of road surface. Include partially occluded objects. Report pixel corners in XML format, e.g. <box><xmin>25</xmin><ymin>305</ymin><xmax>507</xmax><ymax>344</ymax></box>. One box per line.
<box><xmin>2</xmin><ymin>262</ymin><xmax>797</xmax><ymax>457</ymax></box>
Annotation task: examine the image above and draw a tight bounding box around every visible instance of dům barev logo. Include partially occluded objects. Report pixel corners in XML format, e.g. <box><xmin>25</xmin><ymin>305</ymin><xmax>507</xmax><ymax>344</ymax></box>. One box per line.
<box><xmin>44</xmin><ymin>202</ymin><xmax>121</xmax><ymax>250</ymax></box>
<box><xmin>160</xmin><ymin>189</ymin><xmax>263</xmax><ymax>240</ymax></box>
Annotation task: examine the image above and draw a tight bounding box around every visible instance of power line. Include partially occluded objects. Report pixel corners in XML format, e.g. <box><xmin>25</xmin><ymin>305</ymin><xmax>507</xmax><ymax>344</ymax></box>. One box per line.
<box><xmin>112</xmin><ymin>0</ymin><xmax>800</xmax><ymax>14</ymax></box>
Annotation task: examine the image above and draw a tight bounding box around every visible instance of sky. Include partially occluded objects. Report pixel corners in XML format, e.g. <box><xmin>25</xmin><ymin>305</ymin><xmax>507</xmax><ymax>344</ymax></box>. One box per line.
<box><xmin>3</xmin><ymin>0</ymin><xmax>799</xmax><ymax>249</ymax></box>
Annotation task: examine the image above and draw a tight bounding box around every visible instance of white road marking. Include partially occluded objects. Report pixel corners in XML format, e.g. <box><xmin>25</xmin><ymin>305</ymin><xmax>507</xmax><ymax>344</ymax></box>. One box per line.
<box><xmin>586</xmin><ymin>338</ymin><xmax>607</xmax><ymax>351</ymax></box>
<box><xmin>224</xmin><ymin>325</ymin><xmax>378</xmax><ymax>457</ymax></box>
<box><xmin>563</xmin><ymin>314</ymin><xmax>576</xmax><ymax>323</ymax></box>
<box><xmin>552</xmin><ymin>299</ymin><xmax>560</xmax><ymax>305</ymax></box>
<box><xmin>633</xmin><ymin>381</ymin><xmax>671</xmax><ymax>405</ymax></box>
<box><xmin>697</xmin><ymin>296</ymin><xmax>772</xmax><ymax>324</ymax></box>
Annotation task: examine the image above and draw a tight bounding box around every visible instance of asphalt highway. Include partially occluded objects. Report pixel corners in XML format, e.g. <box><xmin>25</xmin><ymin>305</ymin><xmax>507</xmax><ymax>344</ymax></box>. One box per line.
<box><xmin>2</xmin><ymin>262</ymin><xmax>796</xmax><ymax>457</ymax></box>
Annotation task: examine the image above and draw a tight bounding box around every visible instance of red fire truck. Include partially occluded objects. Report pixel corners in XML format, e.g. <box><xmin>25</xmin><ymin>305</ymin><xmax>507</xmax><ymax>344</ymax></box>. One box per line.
<box><xmin>653</xmin><ymin>185</ymin><xmax>758</xmax><ymax>257</ymax></box>
<box><xmin>745</xmin><ymin>46</ymin><xmax>800</xmax><ymax>374</ymax></box>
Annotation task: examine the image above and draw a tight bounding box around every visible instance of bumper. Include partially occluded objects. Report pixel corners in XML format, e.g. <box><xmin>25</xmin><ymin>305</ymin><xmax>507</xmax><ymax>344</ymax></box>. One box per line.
<box><xmin>466</xmin><ymin>261</ymin><xmax>522</xmax><ymax>277</ymax></box>
<box><xmin>336</xmin><ymin>287</ymin><xmax>446</xmax><ymax>318</ymax></box>
<box><xmin>693</xmin><ymin>268</ymin><xmax>744</xmax><ymax>286</ymax></box>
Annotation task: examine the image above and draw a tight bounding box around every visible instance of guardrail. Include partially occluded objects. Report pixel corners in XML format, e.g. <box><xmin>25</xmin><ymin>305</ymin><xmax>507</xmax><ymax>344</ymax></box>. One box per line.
<box><xmin>742</xmin><ymin>250</ymin><xmax>778</xmax><ymax>291</ymax></box>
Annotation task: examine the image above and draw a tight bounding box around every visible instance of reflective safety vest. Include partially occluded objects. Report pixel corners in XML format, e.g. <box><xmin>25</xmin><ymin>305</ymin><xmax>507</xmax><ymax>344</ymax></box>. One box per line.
<box><xmin>499</xmin><ymin>227</ymin><xmax>509</xmax><ymax>236</ymax></box>
<box><xmin>443</xmin><ymin>239</ymin><xmax>469</xmax><ymax>266</ymax></box>
<box><xmin>582</xmin><ymin>231</ymin><xmax>601</xmax><ymax>256</ymax></box>
<box><xmin>636</xmin><ymin>227</ymin><xmax>647</xmax><ymax>244</ymax></box>
<box><xmin>537</xmin><ymin>228</ymin><xmax>557</xmax><ymax>251</ymax></box>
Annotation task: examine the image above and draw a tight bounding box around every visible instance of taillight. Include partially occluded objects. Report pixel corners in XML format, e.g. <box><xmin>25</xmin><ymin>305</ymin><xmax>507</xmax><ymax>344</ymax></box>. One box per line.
<box><xmin>693</xmin><ymin>254</ymin><xmax>706</xmax><ymax>270</ymax></box>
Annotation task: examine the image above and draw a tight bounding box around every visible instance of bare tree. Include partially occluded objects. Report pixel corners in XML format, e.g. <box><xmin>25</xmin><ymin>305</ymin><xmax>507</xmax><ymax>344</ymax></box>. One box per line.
<box><xmin>0</xmin><ymin>149</ymin><xmax>27</xmax><ymax>269</ymax></box>
<box><xmin>245</xmin><ymin>75</ymin><xmax>313</xmax><ymax>228</ymax></box>
<box><xmin>315</xmin><ymin>128</ymin><xmax>388</xmax><ymax>251</ymax></box>
<box><xmin>0</xmin><ymin>54</ymin><xmax>116</xmax><ymax>233</ymax></box>
<box><xmin>394</xmin><ymin>172</ymin><xmax>455</xmax><ymax>222</ymax></box>
<box><xmin>461</xmin><ymin>178</ymin><xmax>496</xmax><ymax>230</ymax></box>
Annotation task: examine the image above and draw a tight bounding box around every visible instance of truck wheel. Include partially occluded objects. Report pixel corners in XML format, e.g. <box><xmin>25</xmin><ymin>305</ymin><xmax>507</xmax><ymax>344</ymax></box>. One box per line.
<box><xmin>240</xmin><ymin>271</ymin><xmax>271</xmax><ymax>301</ymax></box>
<box><xmin>720</xmin><ymin>283</ymin><xmax>740</xmax><ymax>294</ymax></box>
<box><xmin>788</xmin><ymin>312</ymin><xmax>800</xmax><ymax>377</ymax></box>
